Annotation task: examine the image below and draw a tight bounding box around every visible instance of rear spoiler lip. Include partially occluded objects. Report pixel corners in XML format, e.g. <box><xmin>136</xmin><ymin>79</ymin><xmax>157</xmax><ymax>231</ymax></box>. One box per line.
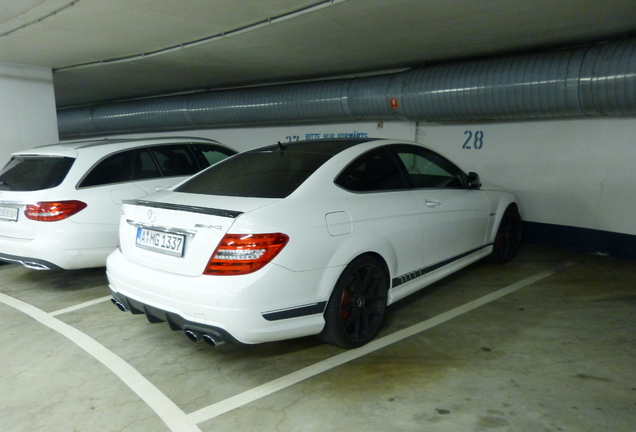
<box><xmin>123</xmin><ymin>199</ymin><xmax>243</xmax><ymax>219</ymax></box>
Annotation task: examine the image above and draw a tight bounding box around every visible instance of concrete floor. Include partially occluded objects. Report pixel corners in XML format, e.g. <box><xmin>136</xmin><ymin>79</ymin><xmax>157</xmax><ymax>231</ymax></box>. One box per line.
<box><xmin>0</xmin><ymin>244</ymin><xmax>634</xmax><ymax>432</ymax></box>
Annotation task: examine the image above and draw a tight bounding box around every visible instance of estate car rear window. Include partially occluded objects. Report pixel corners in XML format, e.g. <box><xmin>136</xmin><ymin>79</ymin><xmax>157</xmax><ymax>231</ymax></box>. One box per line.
<box><xmin>177</xmin><ymin>149</ymin><xmax>333</xmax><ymax>199</ymax></box>
<box><xmin>0</xmin><ymin>156</ymin><xmax>75</xmax><ymax>191</ymax></box>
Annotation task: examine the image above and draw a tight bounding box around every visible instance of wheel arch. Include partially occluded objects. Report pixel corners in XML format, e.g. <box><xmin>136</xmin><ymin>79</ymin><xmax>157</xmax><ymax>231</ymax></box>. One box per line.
<box><xmin>317</xmin><ymin>234</ymin><xmax>397</xmax><ymax>298</ymax></box>
<box><xmin>352</xmin><ymin>251</ymin><xmax>390</xmax><ymax>281</ymax></box>
<box><xmin>488</xmin><ymin>196</ymin><xmax>521</xmax><ymax>244</ymax></box>
<box><xmin>489</xmin><ymin>200</ymin><xmax>523</xmax><ymax>263</ymax></box>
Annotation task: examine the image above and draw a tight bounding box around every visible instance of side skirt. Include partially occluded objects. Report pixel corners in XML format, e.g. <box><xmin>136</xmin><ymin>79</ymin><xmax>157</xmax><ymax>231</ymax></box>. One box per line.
<box><xmin>388</xmin><ymin>245</ymin><xmax>493</xmax><ymax>305</ymax></box>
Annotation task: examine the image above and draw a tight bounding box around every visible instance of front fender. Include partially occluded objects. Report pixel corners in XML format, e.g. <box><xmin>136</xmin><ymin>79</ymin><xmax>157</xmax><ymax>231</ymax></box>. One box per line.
<box><xmin>487</xmin><ymin>193</ymin><xmax>520</xmax><ymax>243</ymax></box>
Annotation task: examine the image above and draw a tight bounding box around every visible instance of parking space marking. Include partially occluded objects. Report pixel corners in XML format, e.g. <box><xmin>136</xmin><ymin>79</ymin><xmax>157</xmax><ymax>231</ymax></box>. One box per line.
<box><xmin>0</xmin><ymin>266</ymin><xmax>563</xmax><ymax>430</ymax></box>
<box><xmin>0</xmin><ymin>292</ymin><xmax>202</xmax><ymax>432</ymax></box>
<box><xmin>51</xmin><ymin>295</ymin><xmax>112</xmax><ymax>316</ymax></box>
<box><xmin>187</xmin><ymin>269</ymin><xmax>556</xmax><ymax>424</ymax></box>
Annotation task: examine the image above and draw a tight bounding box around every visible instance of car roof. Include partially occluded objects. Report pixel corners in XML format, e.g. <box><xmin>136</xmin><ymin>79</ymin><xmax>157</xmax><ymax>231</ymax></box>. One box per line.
<box><xmin>249</xmin><ymin>138</ymin><xmax>381</xmax><ymax>155</ymax></box>
<box><xmin>42</xmin><ymin>136</ymin><xmax>223</xmax><ymax>150</ymax></box>
<box><xmin>10</xmin><ymin>136</ymin><xmax>230</xmax><ymax>158</ymax></box>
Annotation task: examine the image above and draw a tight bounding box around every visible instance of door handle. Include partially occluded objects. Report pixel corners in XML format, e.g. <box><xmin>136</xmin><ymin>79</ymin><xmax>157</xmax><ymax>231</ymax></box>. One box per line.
<box><xmin>425</xmin><ymin>199</ymin><xmax>441</xmax><ymax>208</ymax></box>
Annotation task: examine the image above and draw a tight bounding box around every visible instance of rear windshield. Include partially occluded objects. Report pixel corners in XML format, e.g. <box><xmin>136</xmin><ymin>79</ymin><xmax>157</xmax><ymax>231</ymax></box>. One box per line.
<box><xmin>176</xmin><ymin>149</ymin><xmax>332</xmax><ymax>198</ymax></box>
<box><xmin>0</xmin><ymin>156</ymin><xmax>75</xmax><ymax>191</ymax></box>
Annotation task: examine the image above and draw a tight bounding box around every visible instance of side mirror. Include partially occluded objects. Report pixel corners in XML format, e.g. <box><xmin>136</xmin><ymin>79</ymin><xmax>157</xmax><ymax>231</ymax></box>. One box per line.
<box><xmin>467</xmin><ymin>172</ymin><xmax>481</xmax><ymax>189</ymax></box>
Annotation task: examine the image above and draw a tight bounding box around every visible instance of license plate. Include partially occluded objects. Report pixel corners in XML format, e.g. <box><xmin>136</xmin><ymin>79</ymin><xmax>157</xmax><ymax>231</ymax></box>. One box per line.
<box><xmin>0</xmin><ymin>206</ymin><xmax>18</xmax><ymax>222</ymax></box>
<box><xmin>135</xmin><ymin>228</ymin><xmax>185</xmax><ymax>257</ymax></box>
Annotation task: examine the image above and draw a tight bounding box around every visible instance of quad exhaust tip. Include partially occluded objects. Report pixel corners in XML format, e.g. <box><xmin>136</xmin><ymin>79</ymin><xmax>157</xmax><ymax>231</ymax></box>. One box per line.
<box><xmin>111</xmin><ymin>298</ymin><xmax>127</xmax><ymax>312</ymax></box>
<box><xmin>202</xmin><ymin>333</ymin><xmax>225</xmax><ymax>347</ymax></box>
<box><xmin>184</xmin><ymin>329</ymin><xmax>202</xmax><ymax>342</ymax></box>
<box><xmin>184</xmin><ymin>329</ymin><xmax>225</xmax><ymax>347</ymax></box>
<box><xmin>109</xmin><ymin>300</ymin><xmax>226</xmax><ymax>347</ymax></box>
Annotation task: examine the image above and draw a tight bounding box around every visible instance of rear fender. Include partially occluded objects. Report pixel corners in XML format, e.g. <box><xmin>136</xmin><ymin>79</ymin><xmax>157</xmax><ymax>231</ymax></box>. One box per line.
<box><xmin>313</xmin><ymin>231</ymin><xmax>397</xmax><ymax>300</ymax></box>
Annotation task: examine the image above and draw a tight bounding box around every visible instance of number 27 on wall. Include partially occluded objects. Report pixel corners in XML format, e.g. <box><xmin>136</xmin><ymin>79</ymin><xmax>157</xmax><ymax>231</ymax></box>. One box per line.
<box><xmin>462</xmin><ymin>130</ymin><xmax>484</xmax><ymax>149</ymax></box>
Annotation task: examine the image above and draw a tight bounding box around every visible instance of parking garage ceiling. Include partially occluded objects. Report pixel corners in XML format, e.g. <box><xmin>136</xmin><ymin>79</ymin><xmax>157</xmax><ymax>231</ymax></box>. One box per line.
<box><xmin>0</xmin><ymin>0</ymin><xmax>635</xmax><ymax>109</ymax></box>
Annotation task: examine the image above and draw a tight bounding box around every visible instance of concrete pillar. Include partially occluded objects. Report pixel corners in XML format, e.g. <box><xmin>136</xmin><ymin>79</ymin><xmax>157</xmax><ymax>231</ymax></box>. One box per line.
<box><xmin>0</xmin><ymin>62</ymin><xmax>59</xmax><ymax>164</ymax></box>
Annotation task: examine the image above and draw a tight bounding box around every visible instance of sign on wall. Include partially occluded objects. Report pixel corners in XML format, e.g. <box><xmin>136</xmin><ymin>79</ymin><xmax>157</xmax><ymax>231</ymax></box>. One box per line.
<box><xmin>116</xmin><ymin>121</ymin><xmax>416</xmax><ymax>153</ymax></box>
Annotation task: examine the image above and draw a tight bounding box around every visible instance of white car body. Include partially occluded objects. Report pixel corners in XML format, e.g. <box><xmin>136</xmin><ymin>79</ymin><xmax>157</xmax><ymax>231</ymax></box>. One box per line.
<box><xmin>107</xmin><ymin>139</ymin><xmax>521</xmax><ymax>348</ymax></box>
<box><xmin>0</xmin><ymin>137</ymin><xmax>235</xmax><ymax>270</ymax></box>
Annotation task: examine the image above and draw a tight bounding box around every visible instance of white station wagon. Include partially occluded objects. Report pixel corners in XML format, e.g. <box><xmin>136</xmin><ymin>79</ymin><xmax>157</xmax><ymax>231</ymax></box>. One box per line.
<box><xmin>0</xmin><ymin>137</ymin><xmax>235</xmax><ymax>270</ymax></box>
<box><xmin>107</xmin><ymin>138</ymin><xmax>522</xmax><ymax>348</ymax></box>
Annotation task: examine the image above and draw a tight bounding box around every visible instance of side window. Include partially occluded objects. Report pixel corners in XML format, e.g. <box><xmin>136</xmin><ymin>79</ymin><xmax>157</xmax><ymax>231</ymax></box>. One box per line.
<box><xmin>395</xmin><ymin>146</ymin><xmax>465</xmax><ymax>189</ymax></box>
<box><xmin>192</xmin><ymin>144</ymin><xmax>235</xmax><ymax>167</ymax></box>
<box><xmin>335</xmin><ymin>148</ymin><xmax>408</xmax><ymax>192</ymax></box>
<box><xmin>132</xmin><ymin>149</ymin><xmax>161</xmax><ymax>180</ymax></box>
<box><xmin>79</xmin><ymin>151</ymin><xmax>133</xmax><ymax>187</ymax></box>
<box><xmin>151</xmin><ymin>145</ymin><xmax>199</xmax><ymax>177</ymax></box>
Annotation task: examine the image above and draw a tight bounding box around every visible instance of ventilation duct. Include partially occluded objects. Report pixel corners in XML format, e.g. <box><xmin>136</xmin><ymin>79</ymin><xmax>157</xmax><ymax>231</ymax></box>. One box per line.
<box><xmin>57</xmin><ymin>39</ymin><xmax>636</xmax><ymax>139</ymax></box>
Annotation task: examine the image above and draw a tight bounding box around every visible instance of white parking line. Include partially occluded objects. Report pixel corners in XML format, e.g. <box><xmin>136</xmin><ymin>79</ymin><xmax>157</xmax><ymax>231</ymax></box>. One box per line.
<box><xmin>50</xmin><ymin>295</ymin><xmax>112</xmax><ymax>316</ymax></box>
<box><xmin>187</xmin><ymin>269</ymin><xmax>556</xmax><ymax>424</ymax></box>
<box><xmin>0</xmin><ymin>267</ymin><xmax>558</xmax><ymax>431</ymax></box>
<box><xmin>0</xmin><ymin>293</ymin><xmax>202</xmax><ymax>432</ymax></box>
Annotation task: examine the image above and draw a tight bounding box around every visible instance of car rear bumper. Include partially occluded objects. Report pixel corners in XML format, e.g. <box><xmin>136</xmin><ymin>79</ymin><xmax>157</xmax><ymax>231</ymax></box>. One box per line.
<box><xmin>0</xmin><ymin>221</ymin><xmax>116</xmax><ymax>270</ymax></box>
<box><xmin>106</xmin><ymin>249</ymin><xmax>338</xmax><ymax>344</ymax></box>
<box><xmin>0</xmin><ymin>252</ymin><xmax>64</xmax><ymax>270</ymax></box>
<box><xmin>110</xmin><ymin>290</ymin><xmax>241</xmax><ymax>345</ymax></box>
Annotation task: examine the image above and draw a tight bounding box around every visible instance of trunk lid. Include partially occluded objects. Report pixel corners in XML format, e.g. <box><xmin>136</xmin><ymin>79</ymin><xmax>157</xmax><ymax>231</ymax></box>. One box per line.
<box><xmin>118</xmin><ymin>191</ymin><xmax>277</xmax><ymax>276</ymax></box>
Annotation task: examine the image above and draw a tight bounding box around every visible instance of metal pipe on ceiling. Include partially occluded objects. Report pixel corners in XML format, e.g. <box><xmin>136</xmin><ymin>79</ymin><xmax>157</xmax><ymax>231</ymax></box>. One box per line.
<box><xmin>57</xmin><ymin>38</ymin><xmax>636</xmax><ymax>139</ymax></box>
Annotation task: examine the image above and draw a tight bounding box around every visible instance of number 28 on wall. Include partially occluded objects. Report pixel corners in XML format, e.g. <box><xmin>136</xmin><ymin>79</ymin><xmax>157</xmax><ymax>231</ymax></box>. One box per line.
<box><xmin>462</xmin><ymin>130</ymin><xmax>484</xmax><ymax>149</ymax></box>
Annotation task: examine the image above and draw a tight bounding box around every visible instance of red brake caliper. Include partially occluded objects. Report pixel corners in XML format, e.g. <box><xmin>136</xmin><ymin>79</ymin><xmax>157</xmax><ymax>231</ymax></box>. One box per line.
<box><xmin>340</xmin><ymin>290</ymin><xmax>351</xmax><ymax>321</ymax></box>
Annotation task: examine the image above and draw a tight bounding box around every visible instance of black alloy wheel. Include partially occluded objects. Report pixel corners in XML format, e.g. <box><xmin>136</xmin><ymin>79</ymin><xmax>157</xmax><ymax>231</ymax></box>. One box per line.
<box><xmin>320</xmin><ymin>255</ymin><xmax>388</xmax><ymax>349</ymax></box>
<box><xmin>490</xmin><ymin>205</ymin><xmax>523</xmax><ymax>263</ymax></box>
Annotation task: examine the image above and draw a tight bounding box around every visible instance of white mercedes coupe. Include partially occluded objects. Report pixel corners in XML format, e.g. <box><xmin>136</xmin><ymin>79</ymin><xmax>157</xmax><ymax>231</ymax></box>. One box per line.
<box><xmin>107</xmin><ymin>138</ymin><xmax>522</xmax><ymax>348</ymax></box>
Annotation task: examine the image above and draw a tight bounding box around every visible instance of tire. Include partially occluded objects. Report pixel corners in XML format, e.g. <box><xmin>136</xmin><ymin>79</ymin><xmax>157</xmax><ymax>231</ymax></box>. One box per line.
<box><xmin>319</xmin><ymin>255</ymin><xmax>389</xmax><ymax>349</ymax></box>
<box><xmin>490</xmin><ymin>205</ymin><xmax>523</xmax><ymax>263</ymax></box>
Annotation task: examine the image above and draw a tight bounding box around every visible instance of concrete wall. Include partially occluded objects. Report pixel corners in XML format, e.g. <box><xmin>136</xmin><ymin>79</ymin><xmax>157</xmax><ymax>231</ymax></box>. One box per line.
<box><xmin>417</xmin><ymin>118</ymin><xmax>635</xmax><ymax>237</ymax></box>
<box><xmin>0</xmin><ymin>63</ymin><xmax>59</xmax><ymax>164</ymax></box>
<box><xmin>108</xmin><ymin>116</ymin><xmax>635</xmax><ymax>255</ymax></box>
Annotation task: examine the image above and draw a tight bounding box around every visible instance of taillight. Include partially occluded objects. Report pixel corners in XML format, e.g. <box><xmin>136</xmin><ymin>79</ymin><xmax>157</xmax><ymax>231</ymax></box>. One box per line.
<box><xmin>204</xmin><ymin>233</ymin><xmax>289</xmax><ymax>276</ymax></box>
<box><xmin>24</xmin><ymin>200</ymin><xmax>88</xmax><ymax>222</ymax></box>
